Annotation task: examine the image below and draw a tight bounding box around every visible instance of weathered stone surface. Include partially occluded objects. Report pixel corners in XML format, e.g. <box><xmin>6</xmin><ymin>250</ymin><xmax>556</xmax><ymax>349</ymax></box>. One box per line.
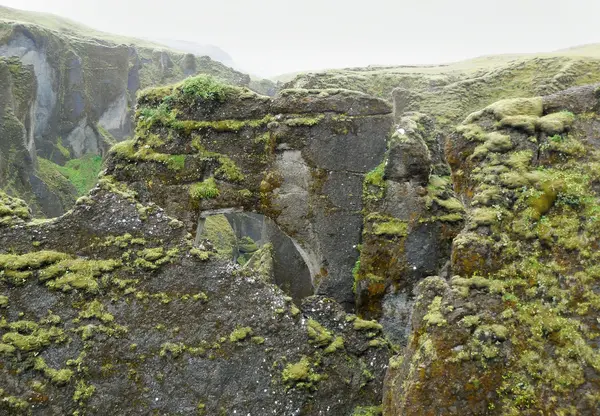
<box><xmin>384</xmin><ymin>83</ymin><xmax>600</xmax><ymax>415</ymax></box>
<box><xmin>0</xmin><ymin>181</ymin><xmax>391</xmax><ymax>415</ymax></box>
<box><xmin>106</xmin><ymin>78</ymin><xmax>393</xmax><ymax>310</ymax></box>
<box><xmin>354</xmin><ymin>113</ymin><xmax>463</xmax><ymax>347</ymax></box>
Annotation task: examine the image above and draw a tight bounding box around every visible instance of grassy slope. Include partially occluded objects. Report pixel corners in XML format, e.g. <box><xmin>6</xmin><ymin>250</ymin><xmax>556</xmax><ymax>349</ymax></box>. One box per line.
<box><xmin>282</xmin><ymin>44</ymin><xmax>600</xmax><ymax>125</ymax></box>
<box><xmin>0</xmin><ymin>5</ymin><xmax>166</xmax><ymax>49</ymax></box>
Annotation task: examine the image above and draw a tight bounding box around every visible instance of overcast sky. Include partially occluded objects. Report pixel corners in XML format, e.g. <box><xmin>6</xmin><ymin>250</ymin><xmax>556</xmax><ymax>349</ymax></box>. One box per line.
<box><xmin>1</xmin><ymin>0</ymin><xmax>599</xmax><ymax>77</ymax></box>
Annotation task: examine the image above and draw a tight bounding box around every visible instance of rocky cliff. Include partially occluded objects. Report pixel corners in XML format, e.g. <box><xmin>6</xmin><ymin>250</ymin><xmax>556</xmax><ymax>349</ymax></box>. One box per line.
<box><xmin>0</xmin><ymin>77</ymin><xmax>396</xmax><ymax>415</ymax></box>
<box><xmin>384</xmin><ymin>84</ymin><xmax>600</xmax><ymax>415</ymax></box>
<box><xmin>0</xmin><ymin>6</ymin><xmax>252</xmax><ymax>217</ymax></box>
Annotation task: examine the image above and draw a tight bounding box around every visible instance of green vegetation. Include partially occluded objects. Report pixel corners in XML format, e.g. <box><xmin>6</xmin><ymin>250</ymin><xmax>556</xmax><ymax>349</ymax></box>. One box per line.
<box><xmin>189</xmin><ymin>177</ymin><xmax>220</xmax><ymax>200</ymax></box>
<box><xmin>229</xmin><ymin>326</ymin><xmax>253</xmax><ymax>342</ymax></box>
<box><xmin>353</xmin><ymin>318</ymin><xmax>383</xmax><ymax>331</ymax></box>
<box><xmin>363</xmin><ymin>162</ymin><xmax>386</xmax><ymax>203</ymax></box>
<box><xmin>307</xmin><ymin>319</ymin><xmax>333</xmax><ymax>346</ymax></box>
<box><xmin>281</xmin><ymin>356</ymin><xmax>323</xmax><ymax>389</ymax></box>
<box><xmin>352</xmin><ymin>405</ymin><xmax>382</xmax><ymax>416</ymax></box>
<box><xmin>198</xmin><ymin>215</ymin><xmax>237</xmax><ymax>259</ymax></box>
<box><xmin>52</xmin><ymin>154</ymin><xmax>104</xmax><ymax>196</ymax></box>
<box><xmin>324</xmin><ymin>336</ymin><xmax>344</xmax><ymax>354</ymax></box>
<box><xmin>372</xmin><ymin>218</ymin><xmax>408</xmax><ymax>237</ymax></box>
<box><xmin>180</xmin><ymin>74</ymin><xmax>230</xmax><ymax>101</ymax></box>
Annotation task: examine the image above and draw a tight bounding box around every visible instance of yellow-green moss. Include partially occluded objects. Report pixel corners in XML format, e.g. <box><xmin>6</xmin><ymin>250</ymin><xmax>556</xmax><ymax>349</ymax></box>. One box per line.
<box><xmin>537</xmin><ymin>111</ymin><xmax>575</xmax><ymax>135</ymax></box>
<box><xmin>353</xmin><ymin>318</ymin><xmax>383</xmax><ymax>331</ymax></box>
<box><xmin>422</xmin><ymin>296</ymin><xmax>447</xmax><ymax>327</ymax></box>
<box><xmin>363</xmin><ymin>162</ymin><xmax>387</xmax><ymax>202</ymax></box>
<box><xmin>189</xmin><ymin>177</ymin><xmax>220</xmax><ymax>200</ymax></box>
<box><xmin>281</xmin><ymin>356</ymin><xmax>322</xmax><ymax>389</ymax></box>
<box><xmin>307</xmin><ymin>319</ymin><xmax>333</xmax><ymax>346</ymax></box>
<box><xmin>372</xmin><ymin>218</ymin><xmax>408</xmax><ymax>237</ymax></box>
<box><xmin>324</xmin><ymin>336</ymin><xmax>345</xmax><ymax>354</ymax></box>
<box><xmin>229</xmin><ymin>326</ymin><xmax>253</xmax><ymax>342</ymax></box>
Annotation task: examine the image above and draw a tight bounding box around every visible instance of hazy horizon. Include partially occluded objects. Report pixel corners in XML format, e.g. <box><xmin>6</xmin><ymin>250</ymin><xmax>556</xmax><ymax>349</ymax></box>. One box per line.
<box><xmin>1</xmin><ymin>0</ymin><xmax>599</xmax><ymax>77</ymax></box>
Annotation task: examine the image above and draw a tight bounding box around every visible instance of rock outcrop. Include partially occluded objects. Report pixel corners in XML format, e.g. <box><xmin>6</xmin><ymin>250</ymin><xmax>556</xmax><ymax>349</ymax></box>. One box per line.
<box><xmin>383</xmin><ymin>84</ymin><xmax>600</xmax><ymax>415</ymax></box>
<box><xmin>106</xmin><ymin>78</ymin><xmax>393</xmax><ymax>310</ymax></box>
<box><xmin>0</xmin><ymin>7</ymin><xmax>251</xmax><ymax>217</ymax></box>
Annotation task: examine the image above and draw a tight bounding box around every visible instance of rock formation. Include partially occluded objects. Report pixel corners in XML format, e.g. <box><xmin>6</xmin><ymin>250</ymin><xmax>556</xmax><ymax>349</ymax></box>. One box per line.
<box><xmin>0</xmin><ymin>76</ymin><xmax>397</xmax><ymax>415</ymax></box>
<box><xmin>384</xmin><ymin>83</ymin><xmax>600</xmax><ymax>415</ymax></box>
<box><xmin>0</xmin><ymin>7</ymin><xmax>252</xmax><ymax>217</ymax></box>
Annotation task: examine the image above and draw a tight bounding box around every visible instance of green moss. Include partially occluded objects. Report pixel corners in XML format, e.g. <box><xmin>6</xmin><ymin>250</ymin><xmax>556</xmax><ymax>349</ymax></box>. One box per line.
<box><xmin>307</xmin><ymin>319</ymin><xmax>333</xmax><ymax>346</ymax></box>
<box><xmin>251</xmin><ymin>336</ymin><xmax>265</xmax><ymax>345</ymax></box>
<box><xmin>487</xmin><ymin>97</ymin><xmax>544</xmax><ymax>119</ymax></box>
<box><xmin>34</xmin><ymin>357</ymin><xmax>73</xmax><ymax>385</ymax></box>
<box><xmin>229</xmin><ymin>326</ymin><xmax>253</xmax><ymax>342</ymax></box>
<box><xmin>2</xmin><ymin>326</ymin><xmax>65</xmax><ymax>352</ymax></box>
<box><xmin>160</xmin><ymin>342</ymin><xmax>186</xmax><ymax>358</ymax></box>
<box><xmin>189</xmin><ymin>177</ymin><xmax>220</xmax><ymax>200</ymax></box>
<box><xmin>281</xmin><ymin>356</ymin><xmax>322</xmax><ymax>389</ymax></box>
<box><xmin>324</xmin><ymin>336</ymin><xmax>344</xmax><ymax>354</ymax></box>
<box><xmin>537</xmin><ymin>111</ymin><xmax>575</xmax><ymax>135</ymax></box>
<box><xmin>137</xmin><ymin>247</ymin><xmax>164</xmax><ymax>262</ymax></box>
<box><xmin>352</xmin><ymin>406</ymin><xmax>382</xmax><ymax>416</ymax></box>
<box><xmin>0</xmin><ymin>391</ymin><xmax>28</xmax><ymax>411</ymax></box>
<box><xmin>456</xmin><ymin>123</ymin><xmax>487</xmax><ymax>142</ymax></box>
<box><xmin>422</xmin><ymin>296</ymin><xmax>447</xmax><ymax>327</ymax></box>
<box><xmin>542</xmin><ymin>134</ymin><xmax>586</xmax><ymax>156</ymax></box>
<box><xmin>73</xmin><ymin>380</ymin><xmax>95</xmax><ymax>404</ymax></box>
<box><xmin>498</xmin><ymin>115</ymin><xmax>539</xmax><ymax>134</ymax></box>
<box><xmin>353</xmin><ymin>318</ymin><xmax>383</xmax><ymax>331</ymax></box>
<box><xmin>214</xmin><ymin>156</ymin><xmax>245</xmax><ymax>182</ymax></box>
<box><xmin>52</xmin><ymin>154</ymin><xmax>104</xmax><ymax>196</ymax></box>
<box><xmin>0</xmin><ymin>295</ymin><xmax>7</xmax><ymax>308</ymax></box>
<box><xmin>180</xmin><ymin>74</ymin><xmax>230</xmax><ymax>101</ymax></box>
<box><xmin>0</xmin><ymin>191</ymin><xmax>30</xmax><ymax>222</ymax></box>
<box><xmin>0</xmin><ymin>343</ymin><xmax>16</xmax><ymax>355</ymax></box>
<box><xmin>56</xmin><ymin>137</ymin><xmax>71</xmax><ymax>158</ymax></box>
<box><xmin>0</xmin><ymin>251</ymin><xmax>69</xmax><ymax>270</ymax></box>
<box><xmin>167</xmin><ymin>154</ymin><xmax>186</xmax><ymax>171</ymax></box>
<box><xmin>238</xmin><ymin>236</ymin><xmax>258</xmax><ymax>253</ymax></box>
<box><xmin>372</xmin><ymin>218</ymin><xmax>408</xmax><ymax>237</ymax></box>
<box><xmin>78</xmin><ymin>300</ymin><xmax>114</xmax><ymax>323</ymax></box>
<box><xmin>39</xmin><ymin>258</ymin><xmax>121</xmax><ymax>293</ymax></box>
<box><xmin>200</xmin><ymin>215</ymin><xmax>236</xmax><ymax>260</ymax></box>
<box><xmin>284</xmin><ymin>114</ymin><xmax>325</xmax><ymax>127</ymax></box>
<box><xmin>460</xmin><ymin>315</ymin><xmax>481</xmax><ymax>328</ymax></box>
<box><xmin>471</xmin><ymin>132</ymin><xmax>513</xmax><ymax>160</ymax></box>
<box><xmin>363</xmin><ymin>162</ymin><xmax>386</xmax><ymax>202</ymax></box>
<box><xmin>190</xmin><ymin>248</ymin><xmax>211</xmax><ymax>261</ymax></box>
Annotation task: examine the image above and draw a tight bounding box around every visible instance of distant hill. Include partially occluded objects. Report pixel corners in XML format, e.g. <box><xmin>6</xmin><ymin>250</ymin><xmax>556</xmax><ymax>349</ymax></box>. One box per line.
<box><xmin>151</xmin><ymin>38</ymin><xmax>237</xmax><ymax>69</ymax></box>
<box><xmin>283</xmin><ymin>43</ymin><xmax>600</xmax><ymax>125</ymax></box>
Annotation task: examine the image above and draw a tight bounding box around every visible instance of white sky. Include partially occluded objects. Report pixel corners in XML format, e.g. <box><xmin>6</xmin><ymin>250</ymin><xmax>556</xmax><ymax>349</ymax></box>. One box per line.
<box><xmin>1</xmin><ymin>0</ymin><xmax>599</xmax><ymax>77</ymax></box>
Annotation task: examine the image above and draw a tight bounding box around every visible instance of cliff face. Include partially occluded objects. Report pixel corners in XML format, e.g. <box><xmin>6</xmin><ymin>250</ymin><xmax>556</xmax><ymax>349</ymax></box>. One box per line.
<box><xmin>0</xmin><ymin>77</ymin><xmax>396</xmax><ymax>415</ymax></box>
<box><xmin>0</xmin><ymin>57</ymin><xmax>78</xmax><ymax>216</ymax></box>
<box><xmin>383</xmin><ymin>84</ymin><xmax>600</xmax><ymax>415</ymax></box>
<box><xmin>0</xmin><ymin>12</ymin><xmax>250</xmax><ymax>217</ymax></box>
<box><xmin>107</xmin><ymin>77</ymin><xmax>392</xmax><ymax>310</ymax></box>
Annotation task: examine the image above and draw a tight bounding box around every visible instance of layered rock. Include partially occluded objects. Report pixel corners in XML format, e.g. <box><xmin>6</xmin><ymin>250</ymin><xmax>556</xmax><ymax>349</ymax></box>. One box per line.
<box><xmin>383</xmin><ymin>84</ymin><xmax>600</xmax><ymax>415</ymax></box>
<box><xmin>105</xmin><ymin>78</ymin><xmax>393</xmax><ymax>309</ymax></box>
<box><xmin>0</xmin><ymin>10</ymin><xmax>251</xmax><ymax>216</ymax></box>
<box><xmin>354</xmin><ymin>113</ymin><xmax>464</xmax><ymax>346</ymax></box>
<box><xmin>0</xmin><ymin>170</ymin><xmax>390</xmax><ymax>414</ymax></box>
<box><xmin>0</xmin><ymin>57</ymin><xmax>78</xmax><ymax>216</ymax></box>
